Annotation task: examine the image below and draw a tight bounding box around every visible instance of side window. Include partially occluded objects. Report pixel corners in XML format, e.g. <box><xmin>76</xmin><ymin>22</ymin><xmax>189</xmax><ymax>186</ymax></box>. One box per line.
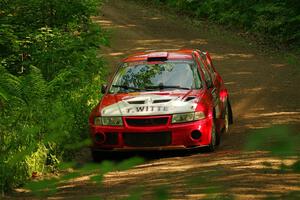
<box><xmin>201</xmin><ymin>53</ymin><xmax>216</xmax><ymax>80</ymax></box>
<box><xmin>191</xmin><ymin>63</ymin><xmax>202</xmax><ymax>89</ymax></box>
<box><xmin>197</xmin><ymin>57</ymin><xmax>212</xmax><ymax>87</ymax></box>
<box><xmin>206</xmin><ymin>62</ymin><xmax>216</xmax><ymax>80</ymax></box>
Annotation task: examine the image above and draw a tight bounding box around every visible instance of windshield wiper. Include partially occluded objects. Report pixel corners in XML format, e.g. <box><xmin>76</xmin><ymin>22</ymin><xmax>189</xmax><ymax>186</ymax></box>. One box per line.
<box><xmin>145</xmin><ymin>84</ymin><xmax>191</xmax><ymax>91</ymax></box>
<box><xmin>112</xmin><ymin>85</ymin><xmax>141</xmax><ymax>91</ymax></box>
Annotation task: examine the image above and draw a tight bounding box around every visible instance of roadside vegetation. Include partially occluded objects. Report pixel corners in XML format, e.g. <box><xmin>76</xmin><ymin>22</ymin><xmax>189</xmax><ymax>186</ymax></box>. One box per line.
<box><xmin>0</xmin><ymin>0</ymin><xmax>107</xmax><ymax>193</ymax></box>
<box><xmin>139</xmin><ymin>0</ymin><xmax>300</xmax><ymax>52</ymax></box>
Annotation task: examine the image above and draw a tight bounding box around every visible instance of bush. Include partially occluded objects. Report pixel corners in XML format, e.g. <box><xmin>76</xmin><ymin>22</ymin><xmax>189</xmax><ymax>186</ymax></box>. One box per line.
<box><xmin>0</xmin><ymin>0</ymin><xmax>107</xmax><ymax>192</ymax></box>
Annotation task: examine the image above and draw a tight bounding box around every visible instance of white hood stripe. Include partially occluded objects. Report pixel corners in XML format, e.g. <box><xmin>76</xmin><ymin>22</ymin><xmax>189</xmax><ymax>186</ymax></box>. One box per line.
<box><xmin>101</xmin><ymin>94</ymin><xmax>198</xmax><ymax>116</ymax></box>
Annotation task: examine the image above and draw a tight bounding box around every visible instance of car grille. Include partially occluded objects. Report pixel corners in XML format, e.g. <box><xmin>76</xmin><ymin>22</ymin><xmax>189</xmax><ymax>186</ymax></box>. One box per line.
<box><xmin>123</xmin><ymin>131</ymin><xmax>172</xmax><ymax>147</ymax></box>
<box><xmin>125</xmin><ymin>117</ymin><xmax>169</xmax><ymax>126</ymax></box>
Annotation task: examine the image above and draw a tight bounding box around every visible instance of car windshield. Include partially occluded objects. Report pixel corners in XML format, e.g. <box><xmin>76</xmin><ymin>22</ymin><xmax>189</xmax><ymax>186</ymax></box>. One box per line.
<box><xmin>109</xmin><ymin>61</ymin><xmax>202</xmax><ymax>93</ymax></box>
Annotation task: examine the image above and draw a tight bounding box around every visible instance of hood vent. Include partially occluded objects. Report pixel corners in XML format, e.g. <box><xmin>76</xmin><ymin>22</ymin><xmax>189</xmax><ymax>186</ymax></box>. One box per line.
<box><xmin>153</xmin><ymin>99</ymin><xmax>171</xmax><ymax>104</ymax></box>
<box><xmin>127</xmin><ymin>100</ymin><xmax>145</xmax><ymax>104</ymax></box>
<box><xmin>185</xmin><ymin>96</ymin><xmax>196</xmax><ymax>101</ymax></box>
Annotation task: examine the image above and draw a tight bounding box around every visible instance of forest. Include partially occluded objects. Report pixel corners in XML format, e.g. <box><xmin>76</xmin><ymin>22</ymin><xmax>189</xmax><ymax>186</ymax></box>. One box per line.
<box><xmin>141</xmin><ymin>0</ymin><xmax>300</xmax><ymax>50</ymax></box>
<box><xmin>1</xmin><ymin>0</ymin><xmax>299</xmax><ymax>197</ymax></box>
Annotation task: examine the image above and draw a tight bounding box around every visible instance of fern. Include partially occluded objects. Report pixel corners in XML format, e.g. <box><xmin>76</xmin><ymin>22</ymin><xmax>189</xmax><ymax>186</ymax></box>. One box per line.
<box><xmin>0</xmin><ymin>64</ymin><xmax>22</xmax><ymax>104</ymax></box>
<box><xmin>20</xmin><ymin>65</ymin><xmax>47</xmax><ymax>106</ymax></box>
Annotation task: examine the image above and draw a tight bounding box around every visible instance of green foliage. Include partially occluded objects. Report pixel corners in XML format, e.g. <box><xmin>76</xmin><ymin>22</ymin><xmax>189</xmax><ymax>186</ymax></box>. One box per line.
<box><xmin>291</xmin><ymin>160</ymin><xmax>300</xmax><ymax>172</ymax></box>
<box><xmin>115</xmin><ymin>157</ymin><xmax>144</xmax><ymax>171</ymax></box>
<box><xmin>0</xmin><ymin>0</ymin><xmax>107</xmax><ymax>193</ymax></box>
<box><xmin>24</xmin><ymin>178</ymin><xmax>58</xmax><ymax>197</ymax></box>
<box><xmin>24</xmin><ymin>157</ymin><xmax>145</xmax><ymax>198</ymax></box>
<box><xmin>153</xmin><ymin>185</ymin><xmax>169</xmax><ymax>200</ymax></box>
<box><xmin>244</xmin><ymin>125</ymin><xmax>300</xmax><ymax>156</ymax></box>
<box><xmin>0</xmin><ymin>64</ymin><xmax>21</xmax><ymax>104</ymax></box>
<box><xmin>141</xmin><ymin>0</ymin><xmax>300</xmax><ymax>49</ymax></box>
<box><xmin>125</xmin><ymin>188</ymin><xmax>144</xmax><ymax>200</ymax></box>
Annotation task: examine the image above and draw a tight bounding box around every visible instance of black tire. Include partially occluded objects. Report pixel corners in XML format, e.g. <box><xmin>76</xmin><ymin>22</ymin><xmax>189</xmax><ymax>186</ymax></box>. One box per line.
<box><xmin>228</xmin><ymin>100</ymin><xmax>233</xmax><ymax>124</ymax></box>
<box><xmin>207</xmin><ymin>119</ymin><xmax>217</xmax><ymax>152</ymax></box>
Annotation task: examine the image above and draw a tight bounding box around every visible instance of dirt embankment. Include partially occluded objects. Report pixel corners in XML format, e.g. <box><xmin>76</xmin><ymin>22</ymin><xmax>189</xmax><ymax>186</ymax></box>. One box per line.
<box><xmin>10</xmin><ymin>0</ymin><xmax>300</xmax><ymax>199</ymax></box>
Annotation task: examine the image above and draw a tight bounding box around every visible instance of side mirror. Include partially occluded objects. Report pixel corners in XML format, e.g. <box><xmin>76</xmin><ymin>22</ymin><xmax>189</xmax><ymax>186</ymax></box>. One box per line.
<box><xmin>101</xmin><ymin>84</ymin><xmax>107</xmax><ymax>94</ymax></box>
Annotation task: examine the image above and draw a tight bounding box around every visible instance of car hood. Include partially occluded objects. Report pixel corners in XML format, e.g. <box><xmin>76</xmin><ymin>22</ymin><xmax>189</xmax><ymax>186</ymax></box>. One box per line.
<box><xmin>100</xmin><ymin>90</ymin><xmax>204</xmax><ymax>117</ymax></box>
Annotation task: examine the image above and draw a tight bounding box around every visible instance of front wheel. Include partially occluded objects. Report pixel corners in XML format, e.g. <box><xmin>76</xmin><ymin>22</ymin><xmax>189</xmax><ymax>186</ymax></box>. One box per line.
<box><xmin>207</xmin><ymin>120</ymin><xmax>217</xmax><ymax>152</ymax></box>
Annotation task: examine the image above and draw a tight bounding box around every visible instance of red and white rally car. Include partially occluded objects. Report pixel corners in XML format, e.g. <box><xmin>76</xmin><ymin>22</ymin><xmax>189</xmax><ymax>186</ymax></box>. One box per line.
<box><xmin>89</xmin><ymin>49</ymin><xmax>233</xmax><ymax>160</ymax></box>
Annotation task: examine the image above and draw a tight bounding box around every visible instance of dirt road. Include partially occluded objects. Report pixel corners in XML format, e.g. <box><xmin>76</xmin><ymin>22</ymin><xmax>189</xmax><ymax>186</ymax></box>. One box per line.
<box><xmin>13</xmin><ymin>0</ymin><xmax>300</xmax><ymax>199</ymax></box>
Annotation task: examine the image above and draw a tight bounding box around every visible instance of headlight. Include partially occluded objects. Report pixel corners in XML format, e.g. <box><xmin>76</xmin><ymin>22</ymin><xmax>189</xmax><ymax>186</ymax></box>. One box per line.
<box><xmin>194</xmin><ymin>111</ymin><xmax>206</xmax><ymax>120</ymax></box>
<box><xmin>94</xmin><ymin>116</ymin><xmax>123</xmax><ymax>126</ymax></box>
<box><xmin>172</xmin><ymin>112</ymin><xmax>205</xmax><ymax>124</ymax></box>
<box><xmin>102</xmin><ymin>116</ymin><xmax>123</xmax><ymax>126</ymax></box>
<box><xmin>172</xmin><ymin>112</ymin><xmax>194</xmax><ymax>123</ymax></box>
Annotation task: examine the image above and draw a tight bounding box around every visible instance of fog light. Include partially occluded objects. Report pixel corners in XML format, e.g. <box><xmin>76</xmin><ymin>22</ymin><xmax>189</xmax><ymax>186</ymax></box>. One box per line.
<box><xmin>191</xmin><ymin>130</ymin><xmax>202</xmax><ymax>140</ymax></box>
<box><xmin>95</xmin><ymin>132</ymin><xmax>105</xmax><ymax>144</ymax></box>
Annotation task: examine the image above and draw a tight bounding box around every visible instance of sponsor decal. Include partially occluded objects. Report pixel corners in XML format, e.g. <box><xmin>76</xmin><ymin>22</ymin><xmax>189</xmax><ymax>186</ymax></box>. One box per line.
<box><xmin>127</xmin><ymin>106</ymin><xmax>168</xmax><ymax>114</ymax></box>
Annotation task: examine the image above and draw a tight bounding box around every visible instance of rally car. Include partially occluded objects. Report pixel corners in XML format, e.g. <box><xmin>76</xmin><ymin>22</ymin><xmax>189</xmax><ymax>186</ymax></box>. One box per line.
<box><xmin>89</xmin><ymin>49</ymin><xmax>233</xmax><ymax>160</ymax></box>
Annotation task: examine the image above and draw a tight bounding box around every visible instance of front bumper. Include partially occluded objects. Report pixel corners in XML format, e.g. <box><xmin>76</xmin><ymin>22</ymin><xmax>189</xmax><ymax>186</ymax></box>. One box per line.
<box><xmin>92</xmin><ymin>145</ymin><xmax>198</xmax><ymax>152</ymax></box>
<box><xmin>90</xmin><ymin>115</ymin><xmax>212</xmax><ymax>151</ymax></box>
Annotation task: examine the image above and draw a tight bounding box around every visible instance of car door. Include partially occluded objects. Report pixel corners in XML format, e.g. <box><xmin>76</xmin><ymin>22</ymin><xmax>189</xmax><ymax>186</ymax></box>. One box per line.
<box><xmin>201</xmin><ymin>51</ymin><xmax>230</xmax><ymax>121</ymax></box>
<box><xmin>194</xmin><ymin>52</ymin><xmax>219</xmax><ymax>119</ymax></box>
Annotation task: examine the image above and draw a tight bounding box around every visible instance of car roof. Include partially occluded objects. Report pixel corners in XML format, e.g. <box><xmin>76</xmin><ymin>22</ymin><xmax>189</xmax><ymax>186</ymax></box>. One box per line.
<box><xmin>122</xmin><ymin>49</ymin><xmax>196</xmax><ymax>62</ymax></box>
